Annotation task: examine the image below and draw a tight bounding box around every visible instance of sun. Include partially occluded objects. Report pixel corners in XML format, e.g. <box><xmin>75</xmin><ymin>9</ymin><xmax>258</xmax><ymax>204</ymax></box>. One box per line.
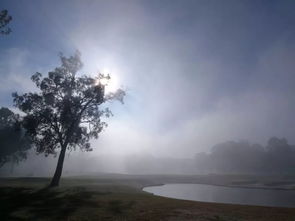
<box><xmin>97</xmin><ymin>68</ymin><xmax>120</xmax><ymax>93</ymax></box>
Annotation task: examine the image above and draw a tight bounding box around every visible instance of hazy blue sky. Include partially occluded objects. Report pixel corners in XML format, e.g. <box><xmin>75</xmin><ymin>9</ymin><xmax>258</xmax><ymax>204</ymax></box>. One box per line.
<box><xmin>1</xmin><ymin>0</ymin><xmax>295</xmax><ymax>158</ymax></box>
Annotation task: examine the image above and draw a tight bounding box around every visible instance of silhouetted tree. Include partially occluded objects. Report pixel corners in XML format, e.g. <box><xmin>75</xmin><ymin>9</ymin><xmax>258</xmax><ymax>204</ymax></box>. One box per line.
<box><xmin>265</xmin><ymin>137</ymin><xmax>294</xmax><ymax>172</ymax></box>
<box><xmin>0</xmin><ymin>107</ymin><xmax>31</xmax><ymax>167</ymax></box>
<box><xmin>13</xmin><ymin>51</ymin><xmax>125</xmax><ymax>187</ymax></box>
<box><xmin>0</xmin><ymin>10</ymin><xmax>12</xmax><ymax>35</ymax></box>
<box><xmin>266</xmin><ymin>137</ymin><xmax>290</xmax><ymax>153</ymax></box>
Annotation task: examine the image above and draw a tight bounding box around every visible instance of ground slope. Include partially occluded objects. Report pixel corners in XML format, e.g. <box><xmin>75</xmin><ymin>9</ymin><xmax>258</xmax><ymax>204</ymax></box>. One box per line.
<box><xmin>0</xmin><ymin>175</ymin><xmax>295</xmax><ymax>221</ymax></box>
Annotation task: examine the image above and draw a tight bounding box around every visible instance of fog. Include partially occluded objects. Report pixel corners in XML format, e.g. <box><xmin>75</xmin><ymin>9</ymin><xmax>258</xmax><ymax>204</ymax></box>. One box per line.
<box><xmin>1</xmin><ymin>0</ymin><xmax>295</xmax><ymax>176</ymax></box>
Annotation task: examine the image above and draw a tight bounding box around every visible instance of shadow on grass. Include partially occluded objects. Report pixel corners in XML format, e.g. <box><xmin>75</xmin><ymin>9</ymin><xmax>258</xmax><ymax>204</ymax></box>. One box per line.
<box><xmin>107</xmin><ymin>200</ymin><xmax>135</xmax><ymax>215</ymax></box>
<box><xmin>0</xmin><ymin>186</ymin><xmax>99</xmax><ymax>220</ymax></box>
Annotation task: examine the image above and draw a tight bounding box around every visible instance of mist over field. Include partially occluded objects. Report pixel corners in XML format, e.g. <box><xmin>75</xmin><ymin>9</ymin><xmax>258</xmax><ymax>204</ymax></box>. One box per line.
<box><xmin>1</xmin><ymin>0</ymin><xmax>295</xmax><ymax>178</ymax></box>
<box><xmin>1</xmin><ymin>1</ymin><xmax>295</xmax><ymax>220</ymax></box>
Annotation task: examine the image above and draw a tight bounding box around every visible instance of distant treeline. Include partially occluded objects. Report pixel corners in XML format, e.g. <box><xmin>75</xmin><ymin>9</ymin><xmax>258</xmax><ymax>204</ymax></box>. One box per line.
<box><xmin>195</xmin><ymin>137</ymin><xmax>295</xmax><ymax>174</ymax></box>
<box><xmin>124</xmin><ymin>137</ymin><xmax>295</xmax><ymax>175</ymax></box>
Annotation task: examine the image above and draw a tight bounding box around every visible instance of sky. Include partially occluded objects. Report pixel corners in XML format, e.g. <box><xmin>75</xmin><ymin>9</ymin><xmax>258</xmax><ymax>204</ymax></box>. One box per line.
<box><xmin>1</xmin><ymin>0</ymin><xmax>295</xmax><ymax>162</ymax></box>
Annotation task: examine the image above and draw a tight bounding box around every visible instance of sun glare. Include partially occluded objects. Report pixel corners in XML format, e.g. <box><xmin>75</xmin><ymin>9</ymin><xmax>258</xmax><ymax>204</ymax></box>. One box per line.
<box><xmin>96</xmin><ymin>68</ymin><xmax>120</xmax><ymax>93</ymax></box>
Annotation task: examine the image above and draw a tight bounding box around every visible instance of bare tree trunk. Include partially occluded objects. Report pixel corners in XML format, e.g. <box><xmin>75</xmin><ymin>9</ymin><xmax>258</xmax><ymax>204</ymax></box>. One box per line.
<box><xmin>49</xmin><ymin>145</ymin><xmax>67</xmax><ymax>187</ymax></box>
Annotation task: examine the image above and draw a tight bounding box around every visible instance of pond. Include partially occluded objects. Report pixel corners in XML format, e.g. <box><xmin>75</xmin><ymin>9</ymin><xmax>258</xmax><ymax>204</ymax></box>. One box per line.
<box><xmin>143</xmin><ymin>183</ymin><xmax>295</xmax><ymax>208</ymax></box>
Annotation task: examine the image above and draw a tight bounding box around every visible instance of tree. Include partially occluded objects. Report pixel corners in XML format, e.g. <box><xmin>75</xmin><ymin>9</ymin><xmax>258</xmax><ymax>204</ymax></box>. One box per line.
<box><xmin>0</xmin><ymin>107</ymin><xmax>31</xmax><ymax>167</ymax></box>
<box><xmin>13</xmin><ymin>51</ymin><xmax>125</xmax><ymax>187</ymax></box>
<box><xmin>0</xmin><ymin>10</ymin><xmax>12</xmax><ymax>35</ymax></box>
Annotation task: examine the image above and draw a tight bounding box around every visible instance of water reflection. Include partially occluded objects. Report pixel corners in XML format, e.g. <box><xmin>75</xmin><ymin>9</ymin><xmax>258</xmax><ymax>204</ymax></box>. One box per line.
<box><xmin>144</xmin><ymin>184</ymin><xmax>295</xmax><ymax>208</ymax></box>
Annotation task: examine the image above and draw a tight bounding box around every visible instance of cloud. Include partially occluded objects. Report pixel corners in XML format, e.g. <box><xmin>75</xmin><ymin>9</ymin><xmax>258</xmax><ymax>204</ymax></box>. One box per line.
<box><xmin>1</xmin><ymin>0</ymin><xmax>295</xmax><ymax>161</ymax></box>
<box><xmin>0</xmin><ymin>48</ymin><xmax>34</xmax><ymax>93</ymax></box>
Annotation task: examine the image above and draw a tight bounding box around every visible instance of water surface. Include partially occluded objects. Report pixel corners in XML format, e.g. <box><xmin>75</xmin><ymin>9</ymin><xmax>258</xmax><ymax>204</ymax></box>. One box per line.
<box><xmin>143</xmin><ymin>183</ymin><xmax>295</xmax><ymax>208</ymax></box>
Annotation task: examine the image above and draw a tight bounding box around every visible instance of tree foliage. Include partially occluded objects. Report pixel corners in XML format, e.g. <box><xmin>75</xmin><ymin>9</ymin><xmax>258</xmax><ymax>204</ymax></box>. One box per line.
<box><xmin>0</xmin><ymin>10</ymin><xmax>12</xmax><ymax>35</ymax></box>
<box><xmin>12</xmin><ymin>51</ymin><xmax>125</xmax><ymax>186</ymax></box>
<box><xmin>0</xmin><ymin>107</ymin><xmax>31</xmax><ymax>167</ymax></box>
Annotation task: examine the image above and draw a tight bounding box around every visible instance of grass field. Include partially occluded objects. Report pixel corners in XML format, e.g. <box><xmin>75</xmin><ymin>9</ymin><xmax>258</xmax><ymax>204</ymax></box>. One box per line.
<box><xmin>1</xmin><ymin>174</ymin><xmax>295</xmax><ymax>221</ymax></box>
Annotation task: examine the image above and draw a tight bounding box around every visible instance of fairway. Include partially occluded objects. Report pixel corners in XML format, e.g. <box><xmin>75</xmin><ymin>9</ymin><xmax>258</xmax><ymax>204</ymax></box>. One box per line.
<box><xmin>1</xmin><ymin>175</ymin><xmax>295</xmax><ymax>221</ymax></box>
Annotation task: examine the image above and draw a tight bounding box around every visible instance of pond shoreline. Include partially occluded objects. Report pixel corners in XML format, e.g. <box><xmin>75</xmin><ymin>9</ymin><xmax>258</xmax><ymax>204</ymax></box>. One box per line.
<box><xmin>141</xmin><ymin>181</ymin><xmax>295</xmax><ymax>192</ymax></box>
<box><xmin>142</xmin><ymin>183</ymin><xmax>295</xmax><ymax>208</ymax></box>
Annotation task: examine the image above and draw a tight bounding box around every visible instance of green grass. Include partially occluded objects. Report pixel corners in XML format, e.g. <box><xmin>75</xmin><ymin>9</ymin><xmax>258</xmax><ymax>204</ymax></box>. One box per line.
<box><xmin>1</xmin><ymin>175</ymin><xmax>295</xmax><ymax>220</ymax></box>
